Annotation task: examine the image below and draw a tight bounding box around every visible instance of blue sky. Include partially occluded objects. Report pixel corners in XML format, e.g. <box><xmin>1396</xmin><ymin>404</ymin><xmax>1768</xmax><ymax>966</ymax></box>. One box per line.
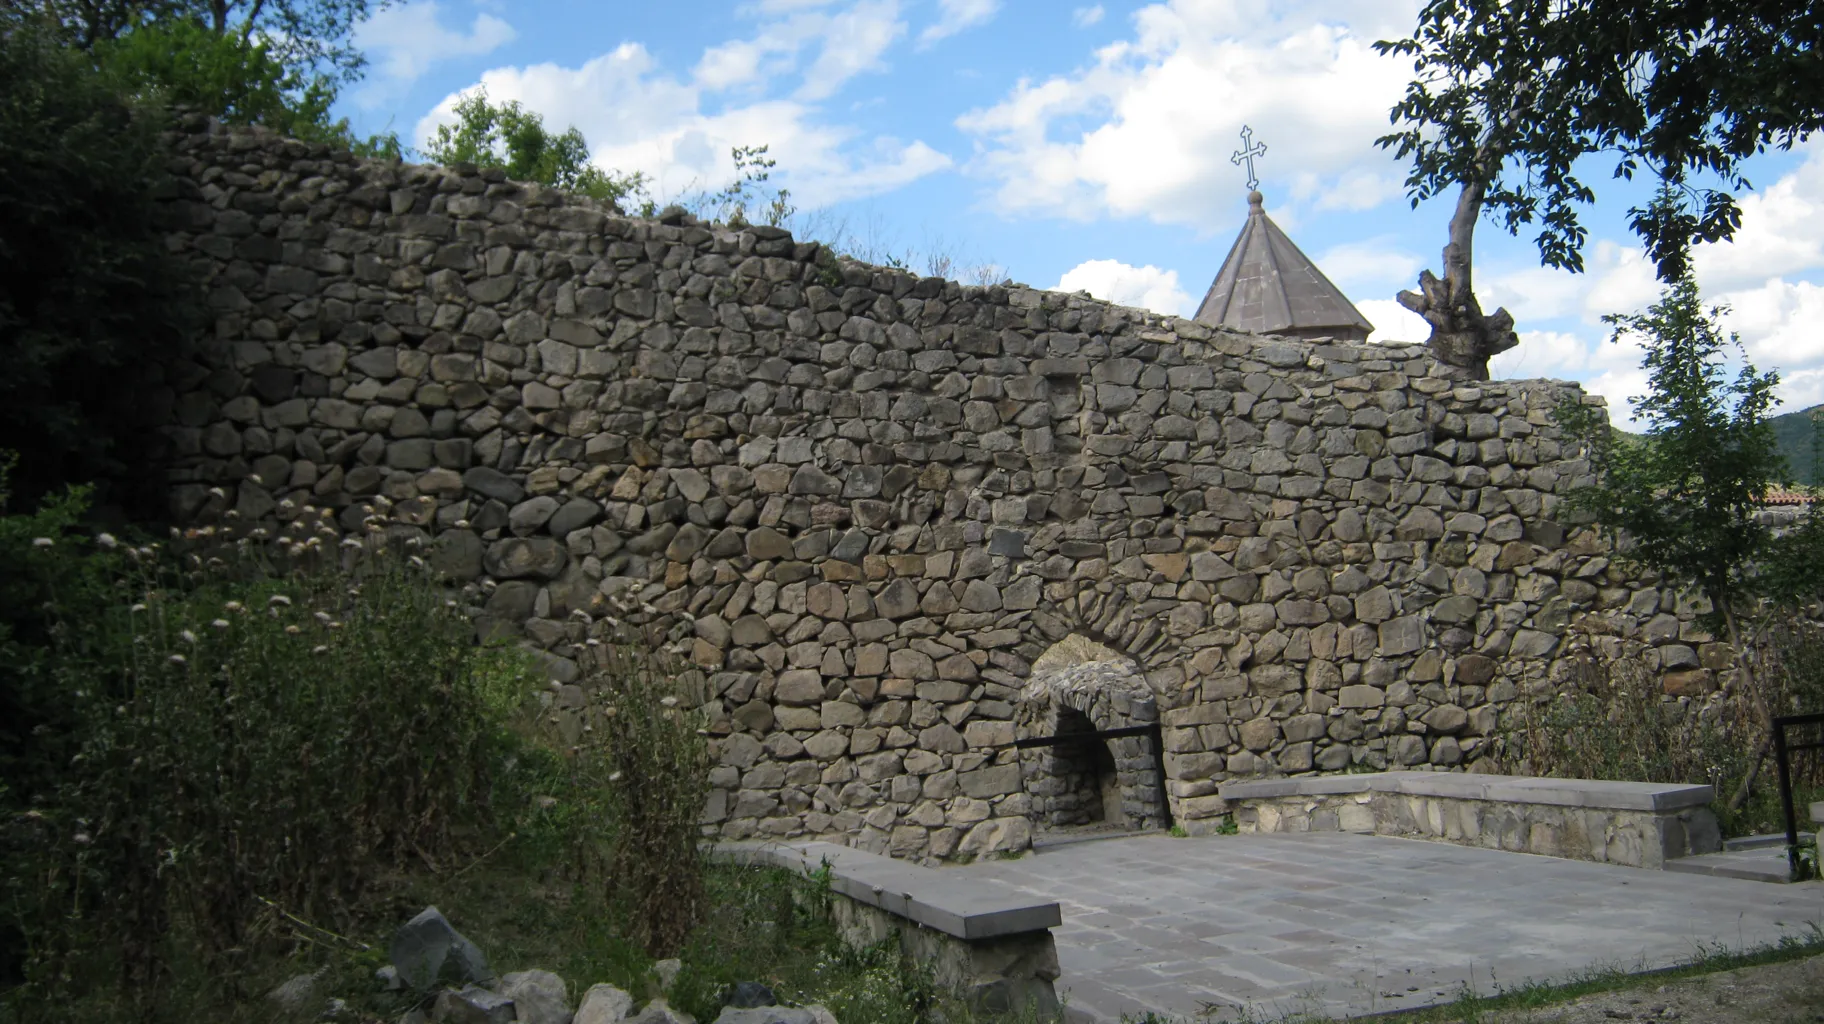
<box><xmin>335</xmin><ymin>0</ymin><xmax>1824</xmax><ymax>424</ymax></box>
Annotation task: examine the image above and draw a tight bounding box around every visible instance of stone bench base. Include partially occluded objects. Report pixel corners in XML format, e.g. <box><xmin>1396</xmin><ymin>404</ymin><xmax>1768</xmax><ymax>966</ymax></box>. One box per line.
<box><xmin>718</xmin><ymin>841</ymin><xmax>1061</xmax><ymax>1015</ymax></box>
<box><xmin>1219</xmin><ymin>772</ymin><xmax>1721</xmax><ymax>869</ymax></box>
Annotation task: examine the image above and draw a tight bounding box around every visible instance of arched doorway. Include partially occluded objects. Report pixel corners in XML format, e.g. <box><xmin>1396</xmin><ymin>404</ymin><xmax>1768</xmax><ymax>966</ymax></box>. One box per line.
<box><xmin>1017</xmin><ymin>635</ymin><xmax>1168</xmax><ymax>836</ymax></box>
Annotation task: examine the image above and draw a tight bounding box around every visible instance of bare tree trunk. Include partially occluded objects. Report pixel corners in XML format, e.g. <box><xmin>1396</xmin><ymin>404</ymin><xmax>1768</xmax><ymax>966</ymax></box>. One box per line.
<box><xmin>1398</xmin><ymin>179</ymin><xmax>1520</xmax><ymax>379</ymax></box>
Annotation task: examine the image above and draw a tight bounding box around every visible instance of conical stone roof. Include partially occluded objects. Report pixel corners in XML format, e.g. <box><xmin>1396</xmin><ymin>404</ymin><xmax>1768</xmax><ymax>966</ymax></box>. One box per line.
<box><xmin>1194</xmin><ymin>190</ymin><xmax>1374</xmax><ymax>343</ymax></box>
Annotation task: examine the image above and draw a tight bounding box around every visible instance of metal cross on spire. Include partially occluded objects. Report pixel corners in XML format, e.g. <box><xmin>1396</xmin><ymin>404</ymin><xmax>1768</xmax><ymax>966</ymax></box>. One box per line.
<box><xmin>1231</xmin><ymin>125</ymin><xmax>1266</xmax><ymax>192</ymax></box>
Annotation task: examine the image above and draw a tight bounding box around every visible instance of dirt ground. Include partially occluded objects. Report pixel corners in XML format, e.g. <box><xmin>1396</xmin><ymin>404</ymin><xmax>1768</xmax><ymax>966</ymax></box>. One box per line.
<box><xmin>1476</xmin><ymin>955</ymin><xmax>1824</xmax><ymax>1023</ymax></box>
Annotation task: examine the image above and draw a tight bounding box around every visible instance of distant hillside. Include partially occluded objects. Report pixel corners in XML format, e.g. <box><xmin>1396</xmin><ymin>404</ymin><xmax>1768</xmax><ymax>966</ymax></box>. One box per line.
<box><xmin>1601</xmin><ymin>407</ymin><xmax>1819</xmax><ymax>485</ymax></box>
<box><xmin>1772</xmin><ymin>405</ymin><xmax>1824</xmax><ymax>485</ymax></box>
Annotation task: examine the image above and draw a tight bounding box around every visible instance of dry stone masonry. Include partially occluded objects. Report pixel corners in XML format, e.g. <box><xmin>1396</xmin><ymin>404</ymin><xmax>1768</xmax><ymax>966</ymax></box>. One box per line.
<box><xmin>149</xmin><ymin>116</ymin><xmax>1731</xmax><ymax>862</ymax></box>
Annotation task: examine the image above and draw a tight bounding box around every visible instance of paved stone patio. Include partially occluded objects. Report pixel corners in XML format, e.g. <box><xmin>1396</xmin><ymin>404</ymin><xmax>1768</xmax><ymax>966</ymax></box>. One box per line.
<box><xmin>960</xmin><ymin>831</ymin><xmax>1824</xmax><ymax>1022</ymax></box>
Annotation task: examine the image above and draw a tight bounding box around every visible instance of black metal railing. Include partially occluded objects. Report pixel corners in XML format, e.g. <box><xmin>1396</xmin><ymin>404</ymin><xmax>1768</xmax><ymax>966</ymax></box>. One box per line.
<box><xmin>1771</xmin><ymin>711</ymin><xmax>1824</xmax><ymax>879</ymax></box>
<box><xmin>1013</xmin><ymin>722</ymin><xmax>1174</xmax><ymax>829</ymax></box>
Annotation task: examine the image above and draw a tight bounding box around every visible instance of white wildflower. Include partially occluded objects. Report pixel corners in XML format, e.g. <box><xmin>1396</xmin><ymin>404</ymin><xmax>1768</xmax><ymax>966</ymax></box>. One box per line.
<box><xmin>311</xmin><ymin>645</ymin><xmax>329</xmax><ymax>655</ymax></box>
<box><xmin>211</xmin><ymin>619</ymin><xmax>230</xmax><ymax>631</ymax></box>
<box><xmin>96</xmin><ymin>533</ymin><xmax>118</xmax><ymax>549</ymax></box>
<box><xmin>179</xmin><ymin>630</ymin><xmax>197</xmax><ymax>644</ymax></box>
<box><xmin>168</xmin><ymin>654</ymin><xmax>187</xmax><ymax>666</ymax></box>
<box><xmin>31</xmin><ymin>537</ymin><xmax>52</xmax><ymax>549</ymax></box>
<box><xmin>268</xmin><ymin>594</ymin><xmax>291</xmax><ymax>607</ymax></box>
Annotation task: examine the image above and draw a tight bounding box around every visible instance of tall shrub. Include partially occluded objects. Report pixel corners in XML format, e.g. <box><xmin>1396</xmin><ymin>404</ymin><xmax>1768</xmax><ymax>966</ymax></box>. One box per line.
<box><xmin>0</xmin><ymin>23</ymin><xmax>198</xmax><ymax>512</ymax></box>
<box><xmin>587</xmin><ymin>646</ymin><xmax>711</xmax><ymax>958</ymax></box>
<box><xmin>1557</xmin><ymin>268</ymin><xmax>1824</xmax><ymax>808</ymax></box>
<box><xmin>4</xmin><ymin>501</ymin><xmax>538</xmax><ymax>1001</ymax></box>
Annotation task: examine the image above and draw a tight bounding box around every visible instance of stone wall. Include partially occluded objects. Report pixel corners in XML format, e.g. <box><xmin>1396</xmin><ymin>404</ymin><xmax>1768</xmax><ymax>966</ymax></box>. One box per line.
<box><xmin>147</xmin><ymin>116</ymin><xmax>1724</xmax><ymax>863</ymax></box>
<box><xmin>1222</xmin><ymin>772</ymin><xmax>1722</xmax><ymax>869</ymax></box>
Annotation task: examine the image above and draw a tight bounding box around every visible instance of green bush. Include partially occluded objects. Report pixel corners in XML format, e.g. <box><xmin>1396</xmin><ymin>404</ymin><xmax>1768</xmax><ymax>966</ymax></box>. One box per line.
<box><xmin>0</xmin><ymin>24</ymin><xmax>199</xmax><ymax>512</ymax></box>
<box><xmin>1</xmin><ymin>499</ymin><xmax>544</xmax><ymax>1010</ymax></box>
<box><xmin>1515</xmin><ymin>619</ymin><xmax>1824</xmax><ymax>838</ymax></box>
<box><xmin>98</xmin><ymin>18</ymin><xmax>336</xmax><ymax>141</ymax></box>
<box><xmin>1517</xmin><ymin>647</ymin><xmax>1749</xmax><ymax>791</ymax></box>
<box><xmin>586</xmin><ymin>645</ymin><xmax>712</xmax><ymax>957</ymax></box>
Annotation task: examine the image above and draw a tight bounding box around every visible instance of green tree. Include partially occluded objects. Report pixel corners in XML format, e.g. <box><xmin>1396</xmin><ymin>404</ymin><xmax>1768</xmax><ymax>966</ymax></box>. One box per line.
<box><xmin>97</xmin><ymin>17</ymin><xmax>335</xmax><ymax>136</ymax></box>
<box><xmin>1375</xmin><ymin>0</ymin><xmax>1824</xmax><ymax>376</ymax></box>
<box><xmin>0</xmin><ymin>23</ymin><xmax>199</xmax><ymax>511</ymax></box>
<box><xmin>424</xmin><ymin>89</ymin><xmax>649</xmax><ymax>207</ymax></box>
<box><xmin>1560</xmin><ymin>269</ymin><xmax>1824</xmax><ymax>809</ymax></box>
<box><xmin>8</xmin><ymin>0</ymin><xmax>404</xmax><ymax>155</ymax></box>
<box><xmin>9</xmin><ymin>0</ymin><xmax>392</xmax><ymax>83</ymax></box>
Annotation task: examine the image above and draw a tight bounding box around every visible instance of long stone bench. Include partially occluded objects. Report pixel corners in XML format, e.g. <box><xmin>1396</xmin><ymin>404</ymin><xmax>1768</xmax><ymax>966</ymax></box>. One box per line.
<box><xmin>718</xmin><ymin>841</ymin><xmax>1061</xmax><ymax>1013</ymax></box>
<box><xmin>1218</xmin><ymin>771</ymin><xmax>1721</xmax><ymax>869</ymax></box>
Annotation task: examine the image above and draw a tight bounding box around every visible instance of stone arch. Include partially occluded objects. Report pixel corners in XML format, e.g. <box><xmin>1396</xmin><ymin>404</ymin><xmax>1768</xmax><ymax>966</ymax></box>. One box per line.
<box><xmin>1016</xmin><ymin>634</ymin><xmax>1169</xmax><ymax>833</ymax></box>
<box><xmin>1023</xmin><ymin>584</ymin><xmax>1194</xmax><ymax>677</ymax></box>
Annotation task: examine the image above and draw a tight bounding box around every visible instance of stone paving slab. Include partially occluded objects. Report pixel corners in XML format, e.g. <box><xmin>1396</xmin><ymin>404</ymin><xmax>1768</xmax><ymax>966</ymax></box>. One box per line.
<box><xmin>1663</xmin><ymin>846</ymin><xmax>1796</xmax><ymax>884</ymax></box>
<box><xmin>957</xmin><ymin>831</ymin><xmax>1824</xmax><ymax>1022</ymax></box>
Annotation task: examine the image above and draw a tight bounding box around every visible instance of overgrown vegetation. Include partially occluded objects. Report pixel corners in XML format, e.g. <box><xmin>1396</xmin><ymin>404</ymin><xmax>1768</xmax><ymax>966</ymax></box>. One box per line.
<box><xmin>587</xmin><ymin>645</ymin><xmax>712</xmax><ymax>958</ymax></box>
<box><xmin>0</xmin><ymin>476</ymin><xmax>1025</xmax><ymax>1023</ymax></box>
<box><xmin>10</xmin><ymin>1</ymin><xmax>406</xmax><ymax>155</ymax></box>
<box><xmin>422</xmin><ymin>88</ymin><xmax>650</xmax><ymax>207</ymax></box>
<box><xmin>0</xmin><ymin>0</ymin><xmax>411</xmax><ymax>512</ymax></box>
<box><xmin>0</xmin><ymin>23</ymin><xmax>199</xmax><ymax>513</ymax></box>
<box><xmin>1555</xmin><ymin>268</ymin><xmax>1824</xmax><ymax>819</ymax></box>
<box><xmin>0</xmin><ymin>492</ymin><xmax>543</xmax><ymax>1009</ymax></box>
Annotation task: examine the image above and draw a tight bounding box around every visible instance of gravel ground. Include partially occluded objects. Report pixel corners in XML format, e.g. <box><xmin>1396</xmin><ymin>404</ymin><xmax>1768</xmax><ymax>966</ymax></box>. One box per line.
<box><xmin>1472</xmin><ymin>955</ymin><xmax>1824</xmax><ymax>1023</ymax></box>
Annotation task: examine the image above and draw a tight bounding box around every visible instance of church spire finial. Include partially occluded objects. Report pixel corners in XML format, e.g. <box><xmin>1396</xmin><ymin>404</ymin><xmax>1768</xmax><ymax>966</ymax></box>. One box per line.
<box><xmin>1231</xmin><ymin>124</ymin><xmax>1266</xmax><ymax>192</ymax></box>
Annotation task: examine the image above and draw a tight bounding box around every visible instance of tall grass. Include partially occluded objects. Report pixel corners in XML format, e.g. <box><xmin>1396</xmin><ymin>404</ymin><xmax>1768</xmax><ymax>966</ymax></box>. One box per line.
<box><xmin>584</xmin><ymin>645</ymin><xmax>711</xmax><ymax>958</ymax></box>
<box><xmin>1</xmin><ymin>499</ymin><xmax>543</xmax><ymax>1013</ymax></box>
<box><xmin>1517</xmin><ymin>617</ymin><xmax>1824</xmax><ymax>837</ymax></box>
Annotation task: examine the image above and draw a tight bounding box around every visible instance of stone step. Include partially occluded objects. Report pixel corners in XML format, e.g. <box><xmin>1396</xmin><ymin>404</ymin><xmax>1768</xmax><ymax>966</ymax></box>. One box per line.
<box><xmin>1663</xmin><ymin>846</ymin><xmax>1797</xmax><ymax>883</ymax></box>
<box><xmin>1031</xmin><ymin>827</ymin><xmax>1164</xmax><ymax>852</ymax></box>
<box><xmin>1724</xmin><ymin>833</ymin><xmax>1790</xmax><ymax>852</ymax></box>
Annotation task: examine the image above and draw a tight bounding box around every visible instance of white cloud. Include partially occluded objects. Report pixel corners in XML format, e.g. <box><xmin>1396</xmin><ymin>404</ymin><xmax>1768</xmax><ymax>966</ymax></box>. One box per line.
<box><xmin>1357</xmin><ymin>298</ymin><xmax>1427</xmax><ymax>346</ymax></box>
<box><xmin>1718</xmin><ymin>278</ymin><xmax>1824</xmax><ymax>383</ymax></box>
<box><xmin>1309</xmin><ymin>168</ymin><xmax>1406</xmax><ymax>213</ymax></box>
<box><xmin>689</xmin><ymin>0</ymin><xmax>904</xmax><ymax>98</ymax></box>
<box><xmin>1477</xmin><ymin>263</ymin><xmax>1588</xmax><ymax>323</ymax></box>
<box><xmin>353</xmin><ymin>3</ymin><xmax>515</xmax><ymax>103</ymax></box>
<box><xmin>1055</xmin><ymin>259</ymin><xmax>1193</xmax><ymax>315</ymax></box>
<box><xmin>1692</xmin><ymin>142</ymin><xmax>1824</xmax><ymax>293</ymax></box>
<box><xmin>1072</xmin><ymin>5</ymin><xmax>1105</xmax><ymax>28</ymax></box>
<box><xmin>919</xmin><ymin>0</ymin><xmax>1000</xmax><ymax>47</ymax></box>
<box><xmin>1577</xmin><ymin>242</ymin><xmax>1664</xmax><ymax>324</ymax></box>
<box><xmin>955</xmin><ymin>1</ymin><xmax>1421</xmax><ymax>229</ymax></box>
<box><xmin>800</xmin><ymin>0</ymin><xmax>906</xmax><ymax>98</ymax></box>
<box><xmin>694</xmin><ymin>37</ymin><xmax>793</xmax><ymax>92</ymax></box>
<box><xmin>1315</xmin><ymin>238</ymin><xmax>1421</xmax><ymax>294</ymax></box>
<box><xmin>416</xmin><ymin>40</ymin><xmax>950</xmax><ymax>211</ymax></box>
